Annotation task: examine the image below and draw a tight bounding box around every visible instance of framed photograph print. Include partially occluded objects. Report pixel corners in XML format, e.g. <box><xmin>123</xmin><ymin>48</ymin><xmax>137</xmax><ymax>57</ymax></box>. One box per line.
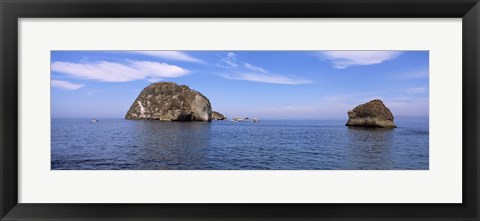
<box><xmin>1</xmin><ymin>0</ymin><xmax>479</xmax><ymax>220</ymax></box>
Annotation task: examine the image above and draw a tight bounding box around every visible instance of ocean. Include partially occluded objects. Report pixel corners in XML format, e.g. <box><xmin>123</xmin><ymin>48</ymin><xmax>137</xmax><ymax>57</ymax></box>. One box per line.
<box><xmin>51</xmin><ymin>117</ymin><xmax>429</xmax><ymax>170</ymax></box>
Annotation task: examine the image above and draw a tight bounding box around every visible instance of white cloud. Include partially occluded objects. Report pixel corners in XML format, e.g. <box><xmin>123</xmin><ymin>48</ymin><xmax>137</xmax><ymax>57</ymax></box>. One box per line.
<box><xmin>51</xmin><ymin>80</ymin><xmax>84</xmax><ymax>90</ymax></box>
<box><xmin>216</xmin><ymin>52</ymin><xmax>311</xmax><ymax>85</ymax></box>
<box><xmin>51</xmin><ymin>60</ymin><xmax>189</xmax><ymax>82</ymax></box>
<box><xmin>320</xmin><ymin>51</ymin><xmax>402</xmax><ymax>69</ymax></box>
<box><xmin>217</xmin><ymin>52</ymin><xmax>238</xmax><ymax>68</ymax></box>
<box><xmin>147</xmin><ymin>78</ymin><xmax>163</xmax><ymax>83</ymax></box>
<box><xmin>131</xmin><ymin>51</ymin><xmax>205</xmax><ymax>64</ymax></box>
<box><xmin>243</xmin><ymin>63</ymin><xmax>268</xmax><ymax>73</ymax></box>
<box><xmin>402</xmin><ymin>86</ymin><xmax>428</xmax><ymax>94</ymax></box>
<box><xmin>220</xmin><ymin>72</ymin><xmax>311</xmax><ymax>85</ymax></box>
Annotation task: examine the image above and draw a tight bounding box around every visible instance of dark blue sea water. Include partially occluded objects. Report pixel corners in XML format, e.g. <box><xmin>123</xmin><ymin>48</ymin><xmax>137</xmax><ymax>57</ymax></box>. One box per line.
<box><xmin>51</xmin><ymin>118</ymin><xmax>429</xmax><ymax>170</ymax></box>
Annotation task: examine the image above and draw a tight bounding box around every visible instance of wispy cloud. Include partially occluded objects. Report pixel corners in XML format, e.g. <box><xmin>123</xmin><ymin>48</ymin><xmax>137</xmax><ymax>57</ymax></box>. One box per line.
<box><xmin>147</xmin><ymin>78</ymin><xmax>163</xmax><ymax>83</ymax></box>
<box><xmin>216</xmin><ymin>52</ymin><xmax>311</xmax><ymax>85</ymax></box>
<box><xmin>243</xmin><ymin>63</ymin><xmax>268</xmax><ymax>73</ymax></box>
<box><xmin>402</xmin><ymin>86</ymin><xmax>428</xmax><ymax>94</ymax></box>
<box><xmin>82</xmin><ymin>89</ymin><xmax>104</xmax><ymax>96</ymax></box>
<box><xmin>319</xmin><ymin>51</ymin><xmax>402</xmax><ymax>69</ymax></box>
<box><xmin>130</xmin><ymin>51</ymin><xmax>206</xmax><ymax>64</ymax></box>
<box><xmin>51</xmin><ymin>80</ymin><xmax>84</xmax><ymax>90</ymax></box>
<box><xmin>220</xmin><ymin>72</ymin><xmax>312</xmax><ymax>85</ymax></box>
<box><xmin>51</xmin><ymin>60</ymin><xmax>189</xmax><ymax>82</ymax></box>
<box><xmin>216</xmin><ymin>52</ymin><xmax>238</xmax><ymax>68</ymax></box>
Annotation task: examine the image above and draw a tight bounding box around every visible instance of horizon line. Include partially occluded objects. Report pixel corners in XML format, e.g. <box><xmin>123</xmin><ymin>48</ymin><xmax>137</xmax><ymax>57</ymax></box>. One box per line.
<box><xmin>51</xmin><ymin>116</ymin><xmax>429</xmax><ymax>120</ymax></box>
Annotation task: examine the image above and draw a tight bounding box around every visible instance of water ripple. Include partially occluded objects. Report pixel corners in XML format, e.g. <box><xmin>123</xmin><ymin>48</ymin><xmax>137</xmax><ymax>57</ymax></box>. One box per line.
<box><xmin>51</xmin><ymin>118</ymin><xmax>429</xmax><ymax>170</ymax></box>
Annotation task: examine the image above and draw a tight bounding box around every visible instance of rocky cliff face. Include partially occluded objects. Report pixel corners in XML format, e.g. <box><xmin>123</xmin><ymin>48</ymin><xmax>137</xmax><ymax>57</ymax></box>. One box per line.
<box><xmin>125</xmin><ymin>82</ymin><xmax>212</xmax><ymax>121</ymax></box>
<box><xmin>211</xmin><ymin>111</ymin><xmax>226</xmax><ymax>120</ymax></box>
<box><xmin>346</xmin><ymin>99</ymin><xmax>396</xmax><ymax>128</ymax></box>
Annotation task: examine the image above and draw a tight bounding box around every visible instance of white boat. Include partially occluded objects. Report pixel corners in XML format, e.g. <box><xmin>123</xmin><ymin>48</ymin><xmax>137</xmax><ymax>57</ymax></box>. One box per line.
<box><xmin>91</xmin><ymin>119</ymin><xmax>98</xmax><ymax>123</ymax></box>
<box><xmin>232</xmin><ymin>117</ymin><xmax>244</xmax><ymax>122</ymax></box>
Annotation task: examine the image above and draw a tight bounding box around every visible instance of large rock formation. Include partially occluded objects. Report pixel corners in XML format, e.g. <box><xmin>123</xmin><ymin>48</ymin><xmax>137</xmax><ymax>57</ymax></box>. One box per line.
<box><xmin>211</xmin><ymin>111</ymin><xmax>226</xmax><ymax>120</ymax></box>
<box><xmin>125</xmin><ymin>82</ymin><xmax>212</xmax><ymax>121</ymax></box>
<box><xmin>346</xmin><ymin>99</ymin><xmax>396</xmax><ymax>128</ymax></box>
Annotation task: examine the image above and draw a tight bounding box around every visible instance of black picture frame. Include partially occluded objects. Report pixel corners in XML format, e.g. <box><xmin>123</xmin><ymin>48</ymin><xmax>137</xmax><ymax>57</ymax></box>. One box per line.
<box><xmin>1</xmin><ymin>0</ymin><xmax>479</xmax><ymax>220</ymax></box>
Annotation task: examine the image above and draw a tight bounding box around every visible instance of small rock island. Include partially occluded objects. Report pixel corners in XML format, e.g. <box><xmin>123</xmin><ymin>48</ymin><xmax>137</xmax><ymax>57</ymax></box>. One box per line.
<box><xmin>211</xmin><ymin>111</ymin><xmax>227</xmax><ymax>120</ymax></box>
<box><xmin>126</xmin><ymin>82</ymin><xmax>224</xmax><ymax>122</ymax></box>
<box><xmin>346</xmin><ymin>99</ymin><xmax>396</xmax><ymax>128</ymax></box>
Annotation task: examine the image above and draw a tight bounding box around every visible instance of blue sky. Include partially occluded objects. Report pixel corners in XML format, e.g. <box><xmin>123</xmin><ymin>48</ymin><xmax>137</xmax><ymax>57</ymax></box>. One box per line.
<box><xmin>51</xmin><ymin>50</ymin><xmax>429</xmax><ymax>119</ymax></box>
